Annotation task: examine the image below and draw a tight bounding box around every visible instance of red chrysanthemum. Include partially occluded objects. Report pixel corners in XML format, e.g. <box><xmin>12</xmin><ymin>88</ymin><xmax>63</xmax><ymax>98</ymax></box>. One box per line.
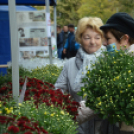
<box><xmin>24</xmin><ymin>132</ymin><xmax>33</xmax><ymax>134</ymax></box>
<box><xmin>17</xmin><ymin>121</ymin><xmax>26</xmax><ymax>127</ymax></box>
<box><xmin>7</xmin><ymin>125</ymin><xmax>19</xmax><ymax>133</ymax></box>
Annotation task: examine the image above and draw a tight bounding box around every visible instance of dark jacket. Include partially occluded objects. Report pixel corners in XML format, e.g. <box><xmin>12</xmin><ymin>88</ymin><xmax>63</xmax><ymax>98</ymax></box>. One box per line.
<box><xmin>63</xmin><ymin>32</ymin><xmax>69</xmax><ymax>47</ymax></box>
<box><xmin>64</xmin><ymin>32</ymin><xmax>80</xmax><ymax>58</ymax></box>
<box><xmin>57</xmin><ymin>31</ymin><xmax>63</xmax><ymax>49</ymax></box>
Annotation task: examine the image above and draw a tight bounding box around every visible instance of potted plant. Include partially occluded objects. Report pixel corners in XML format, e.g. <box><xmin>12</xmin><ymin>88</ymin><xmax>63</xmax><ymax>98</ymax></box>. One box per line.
<box><xmin>78</xmin><ymin>49</ymin><xmax>134</xmax><ymax>132</ymax></box>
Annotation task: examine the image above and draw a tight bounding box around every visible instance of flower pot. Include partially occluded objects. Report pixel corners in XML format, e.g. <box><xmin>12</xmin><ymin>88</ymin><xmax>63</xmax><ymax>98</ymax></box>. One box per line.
<box><xmin>120</xmin><ymin>122</ymin><xmax>134</xmax><ymax>133</ymax></box>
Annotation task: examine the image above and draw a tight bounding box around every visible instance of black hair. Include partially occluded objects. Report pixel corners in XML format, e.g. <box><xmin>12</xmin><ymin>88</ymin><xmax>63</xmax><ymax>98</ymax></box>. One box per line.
<box><xmin>68</xmin><ymin>24</ymin><xmax>75</xmax><ymax>28</ymax></box>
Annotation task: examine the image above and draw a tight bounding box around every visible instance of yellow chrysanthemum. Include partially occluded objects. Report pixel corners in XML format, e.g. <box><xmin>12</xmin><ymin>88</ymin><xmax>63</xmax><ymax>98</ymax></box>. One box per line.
<box><xmin>18</xmin><ymin>103</ymin><xmax>22</xmax><ymax>106</ymax></box>
<box><xmin>50</xmin><ymin>113</ymin><xmax>54</xmax><ymax>117</ymax></box>
<box><xmin>6</xmin><ymin>110</ymin><xmax>11</xmax><ymax>114</ymax></box>
<box><xmin>5</xmin><ymin>108</ymin><xmax>8</xmax><ymax>111</ymax></box>
<box><xmin>128</xmin><ymin>70</ymin><xmax>131</xmax><ymax>73</ymax></box>
<box><xmin>128</xmin><ymin>84</ymin><xmax>131</xmax><ymax>88</ymax></box>
<box><xmin>98</xmin><ymin>102</ymin><xmax>101</xmax><ymax>106</ymax></box>
<box><xmin>83</xmin><ymin>93</ymin><xmax>87</xmax><ymax>98</ymax></box>
<box><xmin>87</xmin><ymin>71</ymin><xmax>90</xmax><ymax>74</ymax></box>
<box><xmin>115</xmin><ymin>76</ymin><xmax>119</xmax><ymax>80</ymax></box>
<box><xmin>60</xmin><ymin>110</ymin><xmax>64</xmax><ymax>115</ymax></box>
<box><xmin>44</xmin><ymin>112</ymin><xmax>47</xmax><ymax>115</ymax></box>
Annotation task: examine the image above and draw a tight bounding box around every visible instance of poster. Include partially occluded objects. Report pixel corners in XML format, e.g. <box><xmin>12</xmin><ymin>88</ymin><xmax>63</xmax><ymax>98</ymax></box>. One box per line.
<box><xmin>16</xmin><ymin>11</ymin><xmax>57</xmax><ymax>60</ymax></box>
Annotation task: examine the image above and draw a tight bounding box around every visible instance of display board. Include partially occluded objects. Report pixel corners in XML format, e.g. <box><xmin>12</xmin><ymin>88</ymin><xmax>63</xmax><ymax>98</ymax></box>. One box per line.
<box><xmin>16</xmin><ymin>10</ymin><xmax>57</xmax><ymax>60</ymax></box>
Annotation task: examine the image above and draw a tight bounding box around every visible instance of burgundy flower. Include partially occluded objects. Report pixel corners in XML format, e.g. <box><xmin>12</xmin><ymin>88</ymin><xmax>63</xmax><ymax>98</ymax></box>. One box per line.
<box><xmin>0</xmin><ymin>87</ymin><xmax>7</xmax><ymax>93</ymax></box>
<box><xmin>34</xmin><ymin>93</ymin><xmax>40</xmax><ymax>98</ymax></box>
<box><xmin>33</xmin><ymin>122</ymin><xmax>38</xmax><ymax>127</ymax></box>
<box><xmin>17</xmin><ymin>121</ymin><xmax>26</xmax><ymax>127</ymax></box>
<box><xmin>40</xmin><ymin>127</ymin><xmax>48</xmax><ymax>133</ymax></box>
<box><xmin>0</xmin><ymin>115</ymin><xmax>7</xmax><ymax>120</ymax></box>
<box><xmin>51</xmin><ymin>97</ymin><xmax>57</xmax><ymax>104</ymax></box>
<box><xmin>20</xmin><ymin>82</ymin><xmax>24</xmax><ymax>86</ymax></box>
<box><xmin>49</xmin><ymin>89</ymin><xmax>55</xmax><ymax>97</ymax></box>
<box><xmin>8</xmin><ymin>91</ymin><xmax>12</xmax><ymax>94</ymax></box>
<box><xmin>7</xmin><ymin>125</ymin><xmax>19</xmax><ymax>133</ymax></box>
<box><xmin>70</xmin><ymin>107</ymin><xmax>77</xmax><ymax>112</ymax></box>
<box><xmin>57</xmin><ymin>101</ymin><xmax>62</xmax><ymax>106</ymax></box>
<box><xmin>39</xmin><ymin>89</ymin><xmax>49</xmax><ymax>94</ymax></box>
<box><xmin>25</xmin><ymin>90</ymin><xmax>30</xmax><ymax>96</ymax></box>
<box><xmin>0</xmin><ymin>120</ymin><xmax>6</xmax><ymax>124</ymax></box>
<box><xmin>42</xmin><ymin>99</ymin><xmax>49</xmax><ymax>103</ymax></box>
<box><xmin>31</xmin><ymin>89</ymin><xmax>38</xmax><ymax>94</ymax></box>
<box><xmin>23</xmin><ymin>125</ymin><xmax>32</xmax><ymax>129</ymax></box>
<box><xmin>7</xmin><ymin>117</ymin><xmax>15</xmax><ymax>124</ymax></box>
<box><xmin>0</xmin><ymin>77</ymin><xmax>79</xmax><ymax>121</ymax></box>
<box><xmin>37</xmin><ymin>84</ymin><xmax>42</xmax><ymax>90</ymax></box>
<box><xmin>71</xmin><ymin>101</ymin><xmax>79</xmax><ymax>106</ymax></box>
<box><xmin>24</xmin><ymin>132</ymin><xmax>33</xmax><ymax>134</ymax></box>
<box><xmin>18</xmin><ymin>116</ymin><xmax>30</xmax><ymax>122</ymax></box>
<box><xmin>38</xmin><ymin>80</ymin><xmax>44</xmax><ymax>85</ymax></box>
<box><xmin>44</xmin><ymin>85</ymin><xmax>49</xmax><ymax>89</ymax></box>
<box><xmin>27</xmin><ymin>83</ymin><xmax>31</xmax><ymax>88</ymax></box>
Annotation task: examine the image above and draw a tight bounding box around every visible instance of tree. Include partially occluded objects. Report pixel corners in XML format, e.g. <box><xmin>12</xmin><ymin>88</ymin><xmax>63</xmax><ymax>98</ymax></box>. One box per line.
<box><xmin>117</xmin><ymin>0</ymin><xmax>134</xmax><ymax>17</ymax></box>
<box><xmin>32</xmin><ymin>6</ymin><xmax>45</xmax><ymax>10</ymax></box>
<box><xmin>77</xmin><ymin>0</ymin><xmax>119</xmax><ymax>24</ymax></box>
<box><xmin>51</xmin><ymin>0</ymin><xmax>81</xmax><ymax>26</ymax></box>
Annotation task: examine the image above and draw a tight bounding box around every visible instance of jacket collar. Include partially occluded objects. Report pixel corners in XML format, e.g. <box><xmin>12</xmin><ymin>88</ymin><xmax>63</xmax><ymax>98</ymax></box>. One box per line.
<box><xmin>75</xmin><ymin>49</ymin><xmax>83</xmax><ymax>70</ymax></box>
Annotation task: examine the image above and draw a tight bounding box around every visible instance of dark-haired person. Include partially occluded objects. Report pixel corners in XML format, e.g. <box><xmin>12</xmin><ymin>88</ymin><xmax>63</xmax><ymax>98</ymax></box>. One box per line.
<box><xmin>62</xmin><ymin>25</ymin><xmax>69</xmax><ymax>59</ymax></box>
<box><xmin>63</xmin><ymin>24</ymin><xmax>80</xmax><ymax>59</ymax></box>
<box><xmin>100</xmin><ymin>12</ymin><xmax>134</xmax><ymax>54</ymax></box>
<box><xmin>57</xmin><ymin>25</ymin><xmax>64</xmax><ymax>59</ymax></box>
<box><xmin>100</xmin><ymin>12</ymin><xmax>134</xmax><ymax>134</ymax></box>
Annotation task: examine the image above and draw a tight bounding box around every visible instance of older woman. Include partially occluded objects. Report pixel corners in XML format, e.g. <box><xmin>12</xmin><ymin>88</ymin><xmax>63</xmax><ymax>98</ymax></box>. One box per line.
<box><xmin>100</xmin><ymin>12</ymin><xmax>134</xmax><ymax>134</ymax></box>
<box><xmin>55</xmin><ymin>17</ymin><xmax>106</xmax><ymax>134</ymax></box>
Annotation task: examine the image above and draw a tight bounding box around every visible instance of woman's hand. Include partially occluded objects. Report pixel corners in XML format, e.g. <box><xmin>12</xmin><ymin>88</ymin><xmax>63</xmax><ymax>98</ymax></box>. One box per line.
<box><xmin>76</xmin><ymin>101</ymin><xmax>95</xmax><ymax>125</ymax></box>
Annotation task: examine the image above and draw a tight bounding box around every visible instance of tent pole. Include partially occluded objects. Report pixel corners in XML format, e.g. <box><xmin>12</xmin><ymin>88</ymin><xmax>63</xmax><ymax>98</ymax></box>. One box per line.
<box><xmin>45</xmin><ymin>0</ymin><xmax>52</xmax><ymax>64</ymax></box>
<box><xmin>53</xmin><ymin>5</ymin><xmax>57</xmax><ymax>57</ymax></box>
<box><xmin>8</xmin><ymin>0</ymin><xmax>19</xmax><ymax>102</ymax></box>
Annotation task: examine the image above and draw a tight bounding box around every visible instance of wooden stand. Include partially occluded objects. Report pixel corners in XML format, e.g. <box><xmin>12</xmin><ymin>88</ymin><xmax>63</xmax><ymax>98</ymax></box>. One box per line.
<box><xmin>0</xmin><ymin>65</ymin><xmax>8</xmax><ymax>68</ymax></box>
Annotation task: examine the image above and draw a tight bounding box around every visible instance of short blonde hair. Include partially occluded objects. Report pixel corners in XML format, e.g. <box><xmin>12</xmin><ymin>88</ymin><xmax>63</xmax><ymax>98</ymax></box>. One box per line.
<box><xmin>75</xmin><ymin>17</ymin><xmax>104</xmax><ymax>44</ymax></box>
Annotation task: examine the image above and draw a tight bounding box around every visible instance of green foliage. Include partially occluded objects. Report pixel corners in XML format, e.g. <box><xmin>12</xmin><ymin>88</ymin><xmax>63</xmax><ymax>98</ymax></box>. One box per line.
<box><xmin>117</xmin><ymin>0</ymin><xmax>134</xmax><ymax>16</ymax></box>
<box><xmin>32</xmin><ymin>6</ymin><xmax>45</xmax><ymax>10</ymax></box>
<box><xmin>1</xmin><ymin>65</ymin><xmax>62</xmax><ymax>86</ymax></box>
<box><xmin>14</xmin><ymin>101</ymin><xmax>78</xmax><ymax>134</ymax></box>
<box><xmin>77</xmin><ymin>0</ymin><xmax>118</xmax><ymax>23</ymax></box>
<box><xmin>0</xmin><ymin>73</ymin><xmax>12</xmax><ymax>88</ymax></box>
<box><xmin>30</xmin><ymin>64</ymin><xmax>62</xmax><ymax>84</ymax></box>
<box><xmin>78</xmin><ymin>48</ymin><xmax>134</xmax><ymax>125</ymax></box>
<box><xmin>51</xmin><ymin>0</ymin><xmax>81</xmax><ymax>26</ymax></box>
<box><xmin>0</xmin><ymin>100</ymin><xmax>78</xmax><ymax>134</ymax></box>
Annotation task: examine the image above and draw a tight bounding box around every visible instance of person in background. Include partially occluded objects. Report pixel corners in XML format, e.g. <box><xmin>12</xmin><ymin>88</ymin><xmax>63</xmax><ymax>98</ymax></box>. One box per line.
<box><xmin>62</xmin><ymin>25</ymin><xmax>69</xmax><ymax>59</ymax></box>
<box><xmin>57</xmin><ymin>25</ymin><xmax>63</xmax><ymax>59</ymax></box>
<box><xmin>55</xmin><ymin>17</ymin><xmax>106</xmax><ymax>134</ymax></box>
<box><xmin>63</xmin><ymin>24</ymin><xmax>80</xmax><ymax>59</ymax></box>
<box><xmin>100</xmin><ymin>12</ymin><xmax>134</xmax><ymax>134</ymax></box>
